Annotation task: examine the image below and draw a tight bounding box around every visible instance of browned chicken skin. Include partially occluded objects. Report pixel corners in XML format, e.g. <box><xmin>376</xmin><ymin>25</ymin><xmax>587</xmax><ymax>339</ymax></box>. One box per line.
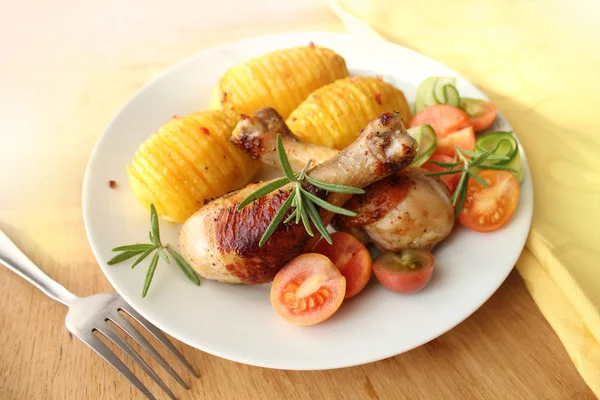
<box><xmin>231</xmin><ymin>108</ymin><xmax>454</xmax><ymax>252</ymax></box>
<box><xmin>179</xmin><ymin>110</ymin><xmax>417</xmax><ymax>284</ymax></box>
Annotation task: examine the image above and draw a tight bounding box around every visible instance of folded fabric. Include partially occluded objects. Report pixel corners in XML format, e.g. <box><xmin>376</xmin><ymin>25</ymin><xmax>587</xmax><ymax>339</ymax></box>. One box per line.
<box><xmin>329</xmin><ymin>0</ymin><xmax>600</xmax><ymax>397</ymax></box>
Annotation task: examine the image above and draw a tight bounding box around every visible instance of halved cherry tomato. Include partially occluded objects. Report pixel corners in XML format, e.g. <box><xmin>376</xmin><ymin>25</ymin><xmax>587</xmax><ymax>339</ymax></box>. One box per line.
<box><xmin>313</xmin><ymin>232</ymin><xmax>372</xmax><ymax>299</ymax></box>
<box><xmin>421</xmin><ymin>154</ymin><xmax>461</xmax><ymax>193</ymax></box>
<box><xmin>458</xmin><ymin>170</ymin><xmax>519</xmax><ymax>232</ymax></box>
<box><xmin>409</xmin><ymin>104</ymin><xmax>471</xmax><ymax>136</ymax></box>
<box><xmin>459</xmin><ymin>98</ymin><xmax>497</xmax><ymax>132</ymax></box>
<box><xmin>270</xmin><ymin>253</ymin><xmax>346</xmax><ymax>326</ymax></box>
<box><xmin>434</xmin><ymin>126</ymin><xmax>476</xmax><ymax>157</ymax></box>
<box><xmin>372</xmin><ymin>250</ymin><xmax>434</xmax><ymax>294</ymax></box>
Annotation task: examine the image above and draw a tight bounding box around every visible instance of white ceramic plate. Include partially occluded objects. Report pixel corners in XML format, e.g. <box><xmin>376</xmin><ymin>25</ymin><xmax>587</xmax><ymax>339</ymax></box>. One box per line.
<box><xmin>83</xmin><ymin>32</ymin><xmax>533</xmax><ymax>370</ymax></box>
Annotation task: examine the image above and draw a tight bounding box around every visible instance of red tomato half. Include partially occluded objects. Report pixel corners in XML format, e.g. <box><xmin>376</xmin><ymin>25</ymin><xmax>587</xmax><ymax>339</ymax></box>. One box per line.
<box><xmin>458</xmin><ymin>170</ymin><xmax>520</xmax><ymax>232</ymax></box>
<box><xmin>313</xmin><ymin>232</ymin><xmax>372</xmax><ymax>299</ymax></box>
<box><xmin>372</xmin><ymin>250</ymin><xmax>434</xmax><ymax>294</ymax></box>
<box><xmin>434</xmin><ymin>126</ymin><xmax>476</xmax><ymax>157</ymax></box>
<box><xmin>421</xmin><ymin>154</ymin><xmax>461</xmax><ymax>193</ymax></box>
<box><xmin>409</xmin><ymin>104</ymin><xmax>471</xmax><ymax>136</ymax></box>
<box><xmin>270</xmin><ymin>253</ymin><xmax>346</xmax><ymax>326</ymax></box>
<box><xmin>459</xmin><ymin>98</ymin><xmax>498</xmax><ymax>132</ymax></box>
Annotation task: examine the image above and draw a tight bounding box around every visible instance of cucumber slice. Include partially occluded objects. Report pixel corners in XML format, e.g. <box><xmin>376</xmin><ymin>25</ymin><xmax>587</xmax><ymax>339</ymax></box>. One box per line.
<box><xmin>407</xmin><ymin>124</ymin><xmax>437</xmax><ymax>167</ymax></box>
<box><xmin>475</xmin><ymin>131</ymin><xmax>524</xmax><ymax>183</ymax></box>
<box><xmin>414</xmin><ymin>77</ymin><xmax>437</xmax><ymax>114</ymax></box>
<box><xmin>442</xmin><ymin>84</ymin><xmax>460</xmax><ymax>107</ymax></box>
<box><xmin>432</xmin><ymin>77</ymin><xmax>458</xmax><ymax>105</ymax></box>
<box><xmin>415</xmin><ymin>76</ymin><xmax>460</xmax><ymax>113</ymax></box>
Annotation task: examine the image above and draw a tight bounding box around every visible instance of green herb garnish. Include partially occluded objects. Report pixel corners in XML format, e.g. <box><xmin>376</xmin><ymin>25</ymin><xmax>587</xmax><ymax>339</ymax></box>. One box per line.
<box><xmin>424</xmin><ymin>144</ymin><xmax>517</xmax><ymax>217</ymax></box>
<box><xmin>238</xmin><ymin>134</ymin><xmax>365</xmax><ymax>246</ymax></box>
<box><xmin>108</xmin><ymin>204</ymin><xmax>200</xmax><ymax>297</ymax></box>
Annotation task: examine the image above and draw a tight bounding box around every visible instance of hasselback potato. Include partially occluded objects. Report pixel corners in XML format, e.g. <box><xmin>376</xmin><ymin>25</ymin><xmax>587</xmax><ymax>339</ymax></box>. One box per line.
<box><xmin>209</xmin><ymin>45</ymin><xmax>349</xmax><ymax>118</ymax></box>
<box><xmin>127</xmin><ymin>110</ymin><xmax>260</xmax><ymax>223</ymax></box>
<box><xmin>286</xmin><ymin>76</ymin><xmax>412</xmax><ymax>149</ymax></box>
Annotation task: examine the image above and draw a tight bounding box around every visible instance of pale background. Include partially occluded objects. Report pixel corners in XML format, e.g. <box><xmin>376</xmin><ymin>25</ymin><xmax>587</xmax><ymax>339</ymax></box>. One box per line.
<box><xmin>0</xmin><ymin>0</ymin><xmax>597</xmax><ymax>399</ymax></box>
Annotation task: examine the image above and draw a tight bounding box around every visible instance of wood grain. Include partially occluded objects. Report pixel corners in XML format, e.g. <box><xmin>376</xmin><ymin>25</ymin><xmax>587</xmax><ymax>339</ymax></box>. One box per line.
<box><xmin>0</xmin><ymin>0</ymin><xmax>595</xmax><ymax>398</ymax></box>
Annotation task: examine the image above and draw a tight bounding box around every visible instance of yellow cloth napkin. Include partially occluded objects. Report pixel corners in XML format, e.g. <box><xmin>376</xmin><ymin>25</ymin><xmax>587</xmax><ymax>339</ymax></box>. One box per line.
<box><xmin>328</xmin><ymin>0</ymin><xmax>600</xmax><ymax>396</ymax></box>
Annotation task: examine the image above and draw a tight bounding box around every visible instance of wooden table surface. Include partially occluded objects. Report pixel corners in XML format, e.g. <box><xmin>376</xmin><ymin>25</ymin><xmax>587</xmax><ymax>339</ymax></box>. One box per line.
<box><xmin>0</xmin><ymin>0</ymin><xmax>595</xmax><ymax>398</ymax></box>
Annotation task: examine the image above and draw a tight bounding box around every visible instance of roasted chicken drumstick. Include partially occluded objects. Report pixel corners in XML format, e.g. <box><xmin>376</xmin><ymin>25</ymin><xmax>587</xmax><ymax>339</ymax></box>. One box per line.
<box><xmin>179</xmin><ymin>111</ymin><xmax>417</xmax><ymax>284</ymax></box>
<box><xmin>231</xmin><ymin>108</ymin><xmax>454</xmax><ymax>252</ymax></box>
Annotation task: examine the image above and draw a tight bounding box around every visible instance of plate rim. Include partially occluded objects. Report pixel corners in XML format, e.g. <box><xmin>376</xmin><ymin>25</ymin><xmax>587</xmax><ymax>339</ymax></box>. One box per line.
<box><xmin>82</xmin><ymin>30</ymin><xmax>533</xmax><ymax>370</ymax></box>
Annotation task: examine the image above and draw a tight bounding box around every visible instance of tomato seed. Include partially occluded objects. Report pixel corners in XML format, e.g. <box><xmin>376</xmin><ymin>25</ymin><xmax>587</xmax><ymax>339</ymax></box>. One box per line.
<box><xmin>314</xmin><ymin>293</ymin><xmax>325</xmax><ymax>305</ymax></box>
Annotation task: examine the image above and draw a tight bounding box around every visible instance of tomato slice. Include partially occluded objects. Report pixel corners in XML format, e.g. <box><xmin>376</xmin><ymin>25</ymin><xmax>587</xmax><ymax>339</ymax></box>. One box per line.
<box><xmin>270</xmin><ymin>253</ymin><xmax>346</xmax><ymax>326</ymax></box>
<box><xmin>458</xmin><ymin>170</ymin><xmax>519</xmax><ymax>232</ymax></box>
<box><xmin>459</xmin><ymin>98</ymin><xmax>497</xmax><ymax>132</ymax></box>
<box><xmin>372</xmin><ymin>250</ymin><xmax>434</xmax><ymax>294</ymax></box>
<box><xmin>434</xmin><ymin>126</ymin><xmax>476</xmax><ymax>157</ymax></box>
<box><xmin>421</xmin><ymin>154</ymin><xmax>461</xmax><ymax>193</ymax></box>
<box><xmin>409</xmin><ymin>104</ymin><xmax>471</xmax><ymax>136</ymax></box>
<box><xmin>313</xmin><ymin>232</ymin><xmax>372</xmax><ymax>299</ymax></box>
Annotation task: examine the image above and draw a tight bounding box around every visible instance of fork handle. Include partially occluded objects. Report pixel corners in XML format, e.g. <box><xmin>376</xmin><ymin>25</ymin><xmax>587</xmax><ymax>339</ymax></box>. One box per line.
<box><xmin>0</xmin><ymin>229</ymin><xmax>77</xmax><ymax>307</ymax></box>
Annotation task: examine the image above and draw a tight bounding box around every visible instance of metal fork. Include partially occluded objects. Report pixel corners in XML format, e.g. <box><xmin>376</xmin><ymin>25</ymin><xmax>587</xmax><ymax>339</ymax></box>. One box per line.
<box><xmin>0</xmin><ymin>229</ymin><xmax>198</xmax><ymax>400</ymax></box>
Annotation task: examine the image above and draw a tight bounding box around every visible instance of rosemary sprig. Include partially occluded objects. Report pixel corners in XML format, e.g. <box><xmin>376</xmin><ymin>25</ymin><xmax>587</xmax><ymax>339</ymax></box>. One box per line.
<box><xmin>108</xmin><ymin>204</ymin><xmax>200</xmax><ymax>297</ymax></box>
<box><xmin>424</xmin><ymin>144</ymin><xmax>517</xmax><ymax>217</ymax></box>
<box><xmin>239</xmin><ymin>134</ymin><xmax>365</xmax><ymax>246</ymax></box>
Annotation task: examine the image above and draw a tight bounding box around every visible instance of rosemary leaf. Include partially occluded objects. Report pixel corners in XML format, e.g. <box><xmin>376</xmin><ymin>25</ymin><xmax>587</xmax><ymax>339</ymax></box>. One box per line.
<box><xmin>276</xmin><ymin>134</ymin><xmax>297</xmax><ymax>182</ymax></box>
<box><xmin>295</xmin><ymin>185</ymin><xmax>303</xmax><ymax>224</ymax></box>
<box><xmin>454</xmin><ymin>180</ymin><xmax>469</xmax><ymax>218</ymax></box>
<box><xmin>237</xmin><ymin>177</ymin><xmax>290</xmax><ymax>209</ymax></box>
<box><xmin>461</xmin><ymin>149</ymin><xmax>510</xmax><ymax>161</ymax></box>
<box><xmin>424</xmin><ymin>169</ymin><xmax>463</xmax><ymax>177</ymax></box>
<box><xmin>478</xmin><ymin>164</ymin><xmax>518</xmax><ymax>173</ymax></box>
<box><xmin>142</xmin><ymin>252</ymin><xmax>160</xmax><ymax>298</ymax></box>
<box><xmin>157</xmin><ymin>247</ymin><xmax>170</xmax><ymax>264</ymax></box>
<box><xmin>304</xmin><ymin>175</ymin><xmax>366</xmax><ymax>194</ymax></box>
<box><xmin>451</xmin><ymin>173</ymin><xmax>469</xmax><ymax>206</ymax></box>
<box><xmin>111</xmin><ymin>203</ymin><xmax>203</xmax><ymax>297</ymax></box>
<box><xmin>302</xmin><ymin>189</ymin><xmax>357</xmax><ymax>217</ymax></box>
<box><xmin>259</xmin><ymin>190</ymin><xmax>296</xmax><ymax>246</ymax></box>
<box><xmin>427</xmin><ymin>160</ymin><xmax>461</xmax><ymax>168</ymax></box>
<box><xmin>167</xmin><ymin>248</ymin><xmax>200</xmax><ymax>285</ymax></box>
<box><xmin>300</xmin><ymin>207</ymin><xmax>314</xmax><ymax>237</ymax></box>
<box><xmin>108</xmin><ymin>250</ymin><xmax>145</xmax><ymax>265</ymax></box>
<box><xmin>297</xmin><ymin>160</ymin><xmax>312</xmax><ymax>181</ymax></box>
<box><xmin>112</xmin><ymin>243</ymin><xmax>155</xmax><ymax>252</ymax></box>
<box><xmin>469</xmin><ymin>150</ymin><xmax>493</xmax><ymax>168</ymax></box>
<box><xmin>150</xmin><ymin>204</ymin><xmax>161</xmax><ymax>246</ymax></box>
<box><xmin>467</xmin><ymin>169</ymin><xmax>490</xmax><ymax>188</ymax></box>
<box><xmin>131</xmin><ymin>247</ymin><xmax>156</xmax><ymax>269</ymax></box>
<box><xmin>284</xmin><ymin>209</ymin><xmax>297</xmax><ymax>224</ymax></box>
<box><xmin>304</xmin><ymin>196</ymin><xmax>332</xmax><ymax>244</ymax></box>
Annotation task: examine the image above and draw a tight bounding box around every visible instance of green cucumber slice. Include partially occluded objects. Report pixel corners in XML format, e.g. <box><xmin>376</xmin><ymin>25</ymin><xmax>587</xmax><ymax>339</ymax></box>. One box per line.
<box><xmin>475</xmin><ymin>131</ymin><xmax>523</xmax><ymax>183</ymax></box>
<box><xmin>414</xmin><ymin>77</ymin><xmax>437</xmax><ymax>114</ymax></box>
<box><xmin>415</xmin><ymin>76</ymin><xmax>460</xmax><ymax>113</ymax></box>
<box><xmin>441</xmin><ymin>84</ymin><xmax>460</xmax><ymax>107</ymax></box>
<box><xmin>407</xmin><ymin>124</ymin><xmax>437</xmax><ymax>167</ymax></box>
<box><xmin>432</xmin><ymin>77</ymin><xmax>459</xmax><ymax>106</ymax></box>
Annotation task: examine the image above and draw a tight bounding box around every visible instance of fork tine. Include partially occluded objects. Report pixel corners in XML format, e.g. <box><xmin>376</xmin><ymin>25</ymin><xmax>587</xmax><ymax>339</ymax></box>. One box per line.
<box><xmin>96</xmin><ymin>324</ymin><xmax>176</xmax><ymax>400</ymax></box>
<box><xmin>74</xmin><ymin>331</ymin><xmax>157</xmax><ymax>400</ymax></box>
<box><xmin>119</xmin><ymin>302</ymin><xmax>199</xmax><ymax>377</ymax></box>
<box><xmin>109</xmin><ymin>312</ymin><xmax>189</xmax><ymax>389</ymax></box>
